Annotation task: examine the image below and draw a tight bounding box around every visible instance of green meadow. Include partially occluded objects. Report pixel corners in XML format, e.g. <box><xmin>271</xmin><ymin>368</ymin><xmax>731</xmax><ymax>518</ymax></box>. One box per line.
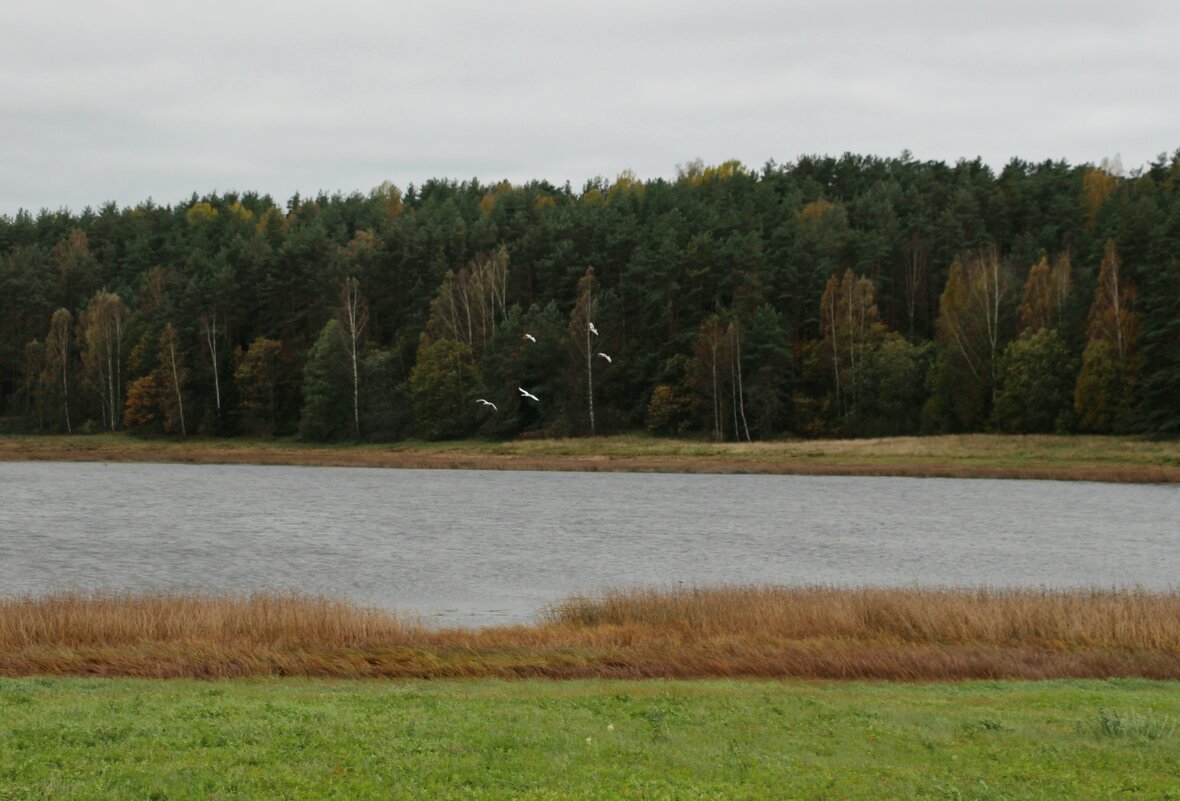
<box><xmin>2</xmin><ymin>678</ymin><xmax>1177</xmax><ymax>800</ymax></box>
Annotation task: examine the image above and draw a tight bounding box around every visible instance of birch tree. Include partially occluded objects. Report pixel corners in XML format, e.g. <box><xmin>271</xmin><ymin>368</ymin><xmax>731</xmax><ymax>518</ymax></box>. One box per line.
<box><xmin>727</xmin><ymin>321</ymin><xmax>751</xmax><ymax>442</ymax></box>
<box><xmin>692</xmin><ymin>316</ymin><xmax>726</xmax><ymax>441</ymax></box>
<box><xmin>1017</xmin><ymin>253</ymin><xmax>1071</xmax><ymax>334</ymax></box>
<box><xmin>426</xmin><ymin>247</ymin><xmax>509</xmax><ymax>358</ymax></box>
<box><xmin>1086</xmin><ymin>241</ymin><xmax>1137</xmax><ymax>361</ymax></box>
<box><xmin>568</xmin><ymin>267</ymin><xmax>601</xmax><ymax>436</ymax></box>
<box><xmin>192</xmin><ymin>261</ymin><xmax>235</xmax><ymax>424</ymax></box>
<box><xmin>935</xmin><ymin>246</ymin><xmax>1013</xmax><ymax>409</ymax></box>
<box><xmin>78</xmin><ymin>291</ymin><xmax>128</xmax><ymax>430</ymax></box>
<box><xmin>819</xmin><ymin>269</ymin><xmax>884</xmax><ymax>419</ymax></box>
<box><xmin>43</xmin><ymin>308</ymin><xmax>73</xmax><ymax>433</ymax></box>
<box><xmin>338</xmin><ymin>276</ymin><xmax>368</xmax><ymax>439</ymax></box>
<box><xmin>160</xmin><ymin>323</ymin><xmax>187</xmax><ymax>436</ymax></box>
<box><xmin>199</xmin><ymin>309</ymin><xmax>224</xmax><ymax>420</ymax></box>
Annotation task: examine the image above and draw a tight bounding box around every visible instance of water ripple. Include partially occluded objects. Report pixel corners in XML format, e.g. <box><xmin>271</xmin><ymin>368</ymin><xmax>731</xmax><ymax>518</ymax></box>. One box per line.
<box><xmin>1</xmin><ymin>462</ymin><xmax>1177</xmax><ymax>625</ymax></box>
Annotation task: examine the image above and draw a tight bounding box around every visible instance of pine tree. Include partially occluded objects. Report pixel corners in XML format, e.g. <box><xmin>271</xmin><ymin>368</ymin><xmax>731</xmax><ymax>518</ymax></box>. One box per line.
<box><xmin>299</xmin><ymin>320</ymin><xmax>352</xmax><ymax>441</ymax></box>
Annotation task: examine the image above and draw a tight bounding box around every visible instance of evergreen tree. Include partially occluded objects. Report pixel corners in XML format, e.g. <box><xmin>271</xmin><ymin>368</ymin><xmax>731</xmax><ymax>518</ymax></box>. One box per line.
<box><xmin>409</xmin><ymin>337</ymin><xmax>478</xmax><ymax>440</ymax></box>
<box><xmin>299</xmin><ymin>320</ymin><xmax>353</xmax><ymax>440</ymax></box>
<box><xmin>740</xmin><ymin>304</ymin><xmax>791</xmax><ymax>438</ymax></box>
<box><xmin>1133</xmin><ymin>199</ymin><xmax>1180</xmax><ymax>432</ymax></box>
<box><xmin>3</xmin><ymin>155</ymin><xmax>1179</xmax><ymax>438</ymax></box>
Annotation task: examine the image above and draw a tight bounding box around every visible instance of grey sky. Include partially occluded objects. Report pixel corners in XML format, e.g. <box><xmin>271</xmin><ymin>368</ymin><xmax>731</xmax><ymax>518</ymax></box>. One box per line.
<box><xmin>2</xmin><ymin>0</ymin><xmax>1177</xmax><ymax>214</ymax></box>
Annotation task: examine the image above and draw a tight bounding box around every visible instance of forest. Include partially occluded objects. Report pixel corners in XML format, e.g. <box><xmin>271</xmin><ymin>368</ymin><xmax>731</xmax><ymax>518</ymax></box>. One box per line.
<box><xmin>2</xmin><ymin>151</ymin><xmax>1179</xmax><ymax>442</ymax></box>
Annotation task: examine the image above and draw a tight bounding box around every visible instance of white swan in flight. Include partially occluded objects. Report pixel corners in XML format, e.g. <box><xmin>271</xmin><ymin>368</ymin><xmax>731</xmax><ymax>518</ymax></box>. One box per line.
<box><xmin>588</xmin><ymin>322</ymin><xmax>599</xmax><ymax>335</ymax></box>
<box><xmin>523</xmin><ymin>333</ymin><xmax>536</xmax><ymax>343</ymax></box>
<box><xmin>518</xmin><ymin>387</ymin><xmax>540</xmax><ymax>402</ymax></box>
<box><xmin>596</xmin><ymin>352</ymin><xmax>612</xmax><ymax>363</ymax></box>
<box><xmin>475</xmin><ymin>398</ymin><xmax>497</xmax><ymax>410</ymax></box>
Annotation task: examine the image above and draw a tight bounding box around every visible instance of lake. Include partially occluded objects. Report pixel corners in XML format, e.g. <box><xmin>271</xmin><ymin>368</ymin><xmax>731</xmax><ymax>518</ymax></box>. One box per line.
<box><xmin>1</xmin><ymin>462</ymin><xmax>1177</xmax><ymax>625</ymax></box>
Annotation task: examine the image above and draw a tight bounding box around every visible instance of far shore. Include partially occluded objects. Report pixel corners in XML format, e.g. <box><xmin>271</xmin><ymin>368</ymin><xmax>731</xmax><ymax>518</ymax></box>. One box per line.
<box><xmin>2</xmin><ymin>432</ymin><xmax>1179</xmax><ymax>483</ymax></box>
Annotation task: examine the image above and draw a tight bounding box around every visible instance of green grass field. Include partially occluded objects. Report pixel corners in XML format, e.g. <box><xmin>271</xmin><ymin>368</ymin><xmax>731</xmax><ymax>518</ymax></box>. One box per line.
<box><xmin>2</xmin><ymin>678</ymin><xmax>1177</xmax><ymax>800</ymax></box>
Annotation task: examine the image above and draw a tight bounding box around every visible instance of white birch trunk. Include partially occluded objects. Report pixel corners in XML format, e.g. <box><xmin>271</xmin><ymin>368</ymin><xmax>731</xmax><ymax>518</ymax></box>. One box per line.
<box><xmin>59</xmin><ymin>331</ymin><xmax>71</xmax><ymax>434</ymax></box>
<box><xmin>586</xmin><ymin>321</ymin><xmax>595</xmax><ymax>436</ymax></box>
<box><xmin>828</xmin><ymin>290</ymin><xmax>841</xmax><ymax>415</ymax></box>
<box><xmin>736</xmin><ymin>331</ymin><xmax>750</xmax><ymax>442</ymax></box>
<box><xmin>202</xmin><ymin>311</ymin><xmax>222</xmax><ymax>415</ymax></box>
<box><xmin>168</xmin><ymin>334</ymin><xmax>185</xmax><ymax>437</ymax></box>
<box><xmin>339</xmin><ymin>278</ymin><xmax>367</xmax><ymax>439</ymax></box>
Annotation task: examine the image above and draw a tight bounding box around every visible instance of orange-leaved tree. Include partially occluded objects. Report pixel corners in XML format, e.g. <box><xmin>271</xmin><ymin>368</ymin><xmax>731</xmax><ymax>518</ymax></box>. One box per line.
<box><xmin>1075</xmin><ymin>241</ymin><xmax>1140</xmax><ymax>432</ymax></box>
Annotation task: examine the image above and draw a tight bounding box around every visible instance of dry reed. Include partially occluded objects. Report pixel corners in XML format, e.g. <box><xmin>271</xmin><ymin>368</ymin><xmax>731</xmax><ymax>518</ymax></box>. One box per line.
<box><xmin>4</xmin><ymin>434</ymin><xmax>1179</xmax><ymax>483</ymax></box>
<box><xmin>0</xmin><ymin>592</ymin><xmax>419</xmax><ymax>649</ymax></box>
<box><xmin>545</xmin><ymin>586</ymin><xmax>1180</xmax><ymax>651</ymax></box>
<box><xmin>2</xmin><ymin>587</ymin><xmax>1178</xmax><ymax>680</ymax></box>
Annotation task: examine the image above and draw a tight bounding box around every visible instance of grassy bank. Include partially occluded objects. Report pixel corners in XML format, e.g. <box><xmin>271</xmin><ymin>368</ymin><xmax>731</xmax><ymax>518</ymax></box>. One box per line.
<box><xmin>2</xmin><ymin>432</ymin><xmax>1179</xmax><ymax>482</ymax></box>
<box><xmin>1</xmin><ymin>677</ymin><xmax>1177</xmax><ymax>800</ymax></box>
<box><xmin>5</xmin><ymin>588</ymin><xmax>1180</xmax><ymax>680</ymax></box>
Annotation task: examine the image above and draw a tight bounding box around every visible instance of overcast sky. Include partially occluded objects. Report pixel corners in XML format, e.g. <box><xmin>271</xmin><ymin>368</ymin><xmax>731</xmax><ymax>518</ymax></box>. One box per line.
<box><xmin>2</xmin><ymin>0</ymin><xmax>1177</xmax><ymax>214</ymax></box>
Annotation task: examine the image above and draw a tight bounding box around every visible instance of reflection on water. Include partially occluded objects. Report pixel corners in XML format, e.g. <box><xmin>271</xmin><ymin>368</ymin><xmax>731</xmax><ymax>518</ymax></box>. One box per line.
<box><xmin>1</xmin><ymin>461</ymin><xmax>1177</xmax><ymax>625</ymax></box>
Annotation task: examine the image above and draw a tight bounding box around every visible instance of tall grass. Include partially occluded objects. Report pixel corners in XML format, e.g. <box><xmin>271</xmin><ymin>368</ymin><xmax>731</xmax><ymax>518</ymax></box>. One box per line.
<box><xmin>545</xmin><ymin>585</ymin><xmax>1180</xmax><ymax>651</ymax></box>
<box><xmin>1078</xmin><ymin>708</ymin><xmax>1178</xmax><ymax>739</ymax></box>
<box><xmin>0</xmin><ymin>592</ymin><xmax>419</xmax><ymax>648</ymax></box>
<box><xmin>3</xmin><ymin>587</ymin><xmax>1179</xmax><ymax>680</ymax></box>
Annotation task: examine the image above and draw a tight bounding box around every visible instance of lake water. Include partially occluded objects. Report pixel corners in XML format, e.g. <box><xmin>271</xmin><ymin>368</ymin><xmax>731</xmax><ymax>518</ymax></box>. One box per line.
<box><xmin>1</xmin><ymin>461</ymin><xmax>1177</xmax><ymax>625</ymax></box>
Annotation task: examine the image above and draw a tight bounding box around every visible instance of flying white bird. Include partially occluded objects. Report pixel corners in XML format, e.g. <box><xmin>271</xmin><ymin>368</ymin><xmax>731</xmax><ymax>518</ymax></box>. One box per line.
<box><xmin>596</xmin><ymin>352</ymin><xmax>612</xmax><ymax>363</ymax></box>
<box><xmin>523</xmin><ymin>333</ymin><xmax>536</xmax><ymax>343</ymax></box>
<box><xmin>518</xmin><ymin>387</ymin><xmax>540</xmax><ymax>402</ymax></box>
<box><xmin>475</xmin><ymin>399</ymin><xmax>497</xmax><ymax>411</ymax></box>
<box><xmin>588</xmin><ymin>322</ymin><xmax>599</xmax><ymax>335</ymax></box>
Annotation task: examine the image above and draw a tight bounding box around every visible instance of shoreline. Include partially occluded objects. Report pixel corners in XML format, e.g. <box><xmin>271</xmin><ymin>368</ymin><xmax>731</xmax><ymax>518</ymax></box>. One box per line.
<box><xmin>2</xmin><ymin>432</ymin><xmax>1179</xmax><ymax>483</ymax></box>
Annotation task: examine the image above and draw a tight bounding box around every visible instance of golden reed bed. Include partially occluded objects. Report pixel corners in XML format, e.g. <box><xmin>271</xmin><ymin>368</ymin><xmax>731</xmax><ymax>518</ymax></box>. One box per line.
<box><xmin>2</xmin><ymin>587</ymin><xmax>1178</xmax><ymax>680</ymax></box>
<box><xmin>5</xmin><ymin>433</ymin><xmax>1180</xmax><ymax>483</ymax></box>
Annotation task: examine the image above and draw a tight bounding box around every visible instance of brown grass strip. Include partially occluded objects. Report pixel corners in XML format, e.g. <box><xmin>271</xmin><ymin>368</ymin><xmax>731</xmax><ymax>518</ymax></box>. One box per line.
<box><xmin>4</xmin><ymin>434</ymin><xmax>1180</xmax><ymax>483</ymax></box>
<box><xmin>2</xmin><ymin>588</ymin><xmax>1179</xmax><ymax>680</ymax></box>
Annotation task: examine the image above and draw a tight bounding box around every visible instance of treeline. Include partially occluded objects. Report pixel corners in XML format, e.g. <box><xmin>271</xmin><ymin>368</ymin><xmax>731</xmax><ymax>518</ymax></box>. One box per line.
<box><xmin>2</xmin><ymin>152</ymin><xmax>1179</xmax><ymax>441</ymax></box>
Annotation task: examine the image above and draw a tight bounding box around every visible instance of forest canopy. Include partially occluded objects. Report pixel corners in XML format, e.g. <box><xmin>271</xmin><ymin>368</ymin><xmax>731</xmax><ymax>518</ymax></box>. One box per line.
<box><xmin>2</xmin><ymin>151</ymin><xmax>1179</xmax><ymax>441</ymax></box>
